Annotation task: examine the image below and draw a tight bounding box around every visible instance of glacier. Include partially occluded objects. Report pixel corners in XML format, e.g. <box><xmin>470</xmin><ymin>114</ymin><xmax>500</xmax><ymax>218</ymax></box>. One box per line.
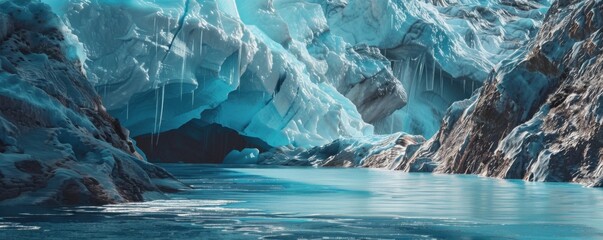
<box><xmin>43</xmin><ymin>0</ymin><xmax>549</xmax><ymax>151</ymax></box>
<box><xmin>47</xmin><ymin>0</ymin><xmax>390</xmax><ymax>148</ymax></box>
<box><xmin>0</xmin><ymin>0</ymin><xmax>601</xmax><ymax>211</ymax></box>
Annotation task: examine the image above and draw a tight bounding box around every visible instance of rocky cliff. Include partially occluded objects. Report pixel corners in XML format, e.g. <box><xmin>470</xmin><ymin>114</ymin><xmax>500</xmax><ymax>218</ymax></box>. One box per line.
<box><xmin>407</xmin><ymin>0</ymin><xmax>603</xmax><ymax>187</ymax></box>
<box><xmin>0</xmin><ymin>0</ymin><xmax>183</xmax><ymax>205</ymax></box>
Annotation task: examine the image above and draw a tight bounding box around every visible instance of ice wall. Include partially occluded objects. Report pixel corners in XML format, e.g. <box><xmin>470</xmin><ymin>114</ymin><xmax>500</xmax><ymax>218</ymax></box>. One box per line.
<box><xmin>50</xmin><ymin>0</ymin><xmax>408</xmax><ymax>147</ymax></box>
<box><xmin>322</xmin><ymin>0</ymin><xmax>550</xmax><ymax>136</ymax></box>
<box><xmin>46</xmin><ymin>0</ymin><xmax>549</xmax><ymax>148</ymax></box>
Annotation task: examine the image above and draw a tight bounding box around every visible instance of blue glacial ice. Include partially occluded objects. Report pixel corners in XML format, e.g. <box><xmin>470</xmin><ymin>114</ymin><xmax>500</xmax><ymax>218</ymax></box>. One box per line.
<box><xmin>44</xmin><ymin>0</ymin><xmax>550</xmax><ymax>147</ymax></box>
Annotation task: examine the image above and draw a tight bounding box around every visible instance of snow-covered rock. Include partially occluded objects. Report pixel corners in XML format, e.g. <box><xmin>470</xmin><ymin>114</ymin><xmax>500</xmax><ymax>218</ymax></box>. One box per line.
<box><xmin>223</xmin><ymin>148</ymin><xmax>260</xmax><ymax>165</ymax></box>
<box><xmin>409</xmin><ymin>0</ymin><xmax>603</xmax><ymax>187</ymax></box>
<box><xmin>259</xmin><ymin>132</ymin><xmax>425</xmax><ymax>169</ymax></box>
<box><xmin>0</xmin><ymin>0</ymin><xmax>183</xmax><ymax>205</ymax></box>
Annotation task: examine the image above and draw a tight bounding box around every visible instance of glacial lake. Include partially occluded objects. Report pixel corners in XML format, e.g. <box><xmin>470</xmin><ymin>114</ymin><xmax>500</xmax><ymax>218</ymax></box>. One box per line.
<box><xmin>1</xmin><ymin>164</ymin><xmax>603</xmax><ymax>239</ymax></box>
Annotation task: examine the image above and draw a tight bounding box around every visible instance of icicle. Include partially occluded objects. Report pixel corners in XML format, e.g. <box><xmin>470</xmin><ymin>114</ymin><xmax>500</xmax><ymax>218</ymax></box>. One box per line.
<box><xmin>180</xmin><ymin>47</ymin><xmax>186</xmax><ymax>101</ymax></box>
<box><xmin>472</xmin><ymin>80</ymin><xmax>475</xmax><ymax>93</ymax></box>
<box><xmin>229</xmin><ymin>66</ymin><xmax>234</xmax><ymax>86</ymax></box>
<box><xmin>418</xmin><ymin>54</ymin><xmax>425</xmax><ymax>91</ymax></box>
<box><xmin>451</xmin><ymin>74</ymin><xmax>454</xmax><ymax>86</ymax></box>
<box><xmin>431</xmin><ymin>57</ymin><xmax>436</xmax><ymax>91</ymax></box>
<box><xmin>152</xmin><ymin>88</ymin><xmax>159</xmax><ymax>149</ymax></box>
<box><xmin>398</xmin><ymin>60</ymin><xmax>403</xmax><ymax>82</ymax></box>
<box><xmin>396</xmin><ymin>60</ymin><xmax>401</xmax><ymax>79</ymax></box>
<box><xmin>404</xmin><ymin>57</ymin><xmax>410</xmax><ymax>84</ymax></box>
<box><xmin>126</xmin><ymin>102</ymin><xmax>129</xmax><ymax>120</ymax></box>
<box><xmin>410</xmin><ymin>55</ymin><xmax>421</xmax><ymax>101</ymax></box>
<box><xmin>425</xmin><ymin>66</ymin><xmax>429</xmax><ymax>91</ymax></box>
<box><xmin>191</xmin><ymin>90</ymin><xmax>195</xmax><ymax>107</ymax></box>
<box><xmin>412</xmin><ymin>56</ymin><xmax>419</xmax><ymax>85</ymax></box>
<box><xmin>440</xmin><ymin>67</ymin><xmax>443</xmax><ymax>96</ymax></box>
<box><xmin>397</xmin><ymin>62</ymin><xmax>402</xmax><ymax>80</ymax></box>
<box><xmin>463</xmin><ymin>79</ymin><xmax>466</xmax><ymax>93</ymax></box>
<box><xmin>199</xmin><ymin>30</ymin><xmax>204</xmax><ymax>56</ymax></box>
<box><xmin>154</xmin><ymin>17</ymin><xmax>158</xmax><ymax>57</ymax></box>
<box><xmin>400</xmin><ymin>60</ymin><xmax>405</xmax><ymax>78</ymax></box>
<box><xmin>156</xmin><ymin>85</ymin><xmax>165</xmax><ymax>146</ymax></box>
<box><xmin>236</xmin><ymin>42</ymin><xmax>242</xmax><ymax>85</ymax></box>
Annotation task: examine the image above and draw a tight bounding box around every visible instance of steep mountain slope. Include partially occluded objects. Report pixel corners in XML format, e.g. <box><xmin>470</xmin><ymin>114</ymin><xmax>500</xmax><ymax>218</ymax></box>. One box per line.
<box><xmin>407</xmin><ymin>0</ymin><xmax>603</xmax><ymax>187</ymax></box>
<box><xmin>0</xmin><ymin>0</ymin><xmax>182</xmax><ymax>205</ymax></box>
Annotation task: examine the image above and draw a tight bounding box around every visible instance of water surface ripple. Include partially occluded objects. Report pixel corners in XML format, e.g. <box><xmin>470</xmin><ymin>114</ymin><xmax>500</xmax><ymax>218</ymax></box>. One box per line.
<box><xmin>1</xmin><ymin>164</ymin><xmax>602</xmax><ymax>239</ymax></box>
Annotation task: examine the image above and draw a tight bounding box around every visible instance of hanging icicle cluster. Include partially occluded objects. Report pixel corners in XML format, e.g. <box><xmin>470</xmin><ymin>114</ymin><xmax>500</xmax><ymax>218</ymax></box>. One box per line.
<box><xmin>391</xmin><ymin>54</ymin><xmax>448</xmax><ymax>100</ymax></box>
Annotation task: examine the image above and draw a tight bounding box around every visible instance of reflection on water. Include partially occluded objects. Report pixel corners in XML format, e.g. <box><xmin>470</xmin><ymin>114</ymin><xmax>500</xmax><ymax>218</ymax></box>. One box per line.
<box><xmin>1</xmin><ymin>164</ymin><xmax>603</xmax><ymax>239</ymax></box>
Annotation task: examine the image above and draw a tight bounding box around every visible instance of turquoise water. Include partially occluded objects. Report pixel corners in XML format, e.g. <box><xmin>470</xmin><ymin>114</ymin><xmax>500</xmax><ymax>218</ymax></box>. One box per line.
<box><xmin>1</xmin><ymin>164</ymin><xmax>603</xmax><ymax>239</ymax></box>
